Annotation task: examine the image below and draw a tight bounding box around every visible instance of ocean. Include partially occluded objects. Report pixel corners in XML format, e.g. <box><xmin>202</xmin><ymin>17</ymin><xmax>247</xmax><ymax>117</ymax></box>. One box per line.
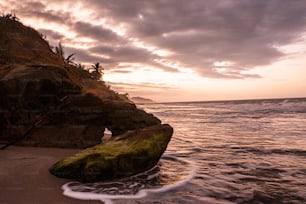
<box><xmin>62</xmin><ymin>98</ymin><xmax>306</xmax><ymax>204</ymax></box>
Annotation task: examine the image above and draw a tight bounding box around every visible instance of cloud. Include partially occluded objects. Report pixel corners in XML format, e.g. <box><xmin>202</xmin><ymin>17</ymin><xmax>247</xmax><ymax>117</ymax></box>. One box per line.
<box><xmin>83</xmin><ymin>0</ymin><xmax>306</xmax><ymax>78</ymax></box>
<box><xmin>27</xmin><ymin>10</ymin><xmax>68</xmax><ymax>24</ymax></box>
<box><xmin>5</xmin><ymin>0</ymin><xmax>71</xmax><ymax>24</ymax></box>
<box><xmin>108</xmin><ymin>69</ymin><xmax>133</xmax><ymax>74</ymax></box>
<box><xmin>106</xmin><ymin>81</ymin><xmax>176</xmax><ymax>97</ymax></box>
<box><xmin>38</xmin><ymin>29</ymin><xmax>65</xmax><ymax>40</ymax></box>
<box><xmin>90</xmin><ymin>45</ymin><xmax>152</xmax><ymax>62</ymax></box>
<box><xmin>107</xmin><ymin>81</ymin><xmax>174</xmax><ymax>90</ymax></box>
<box><xmin>73</xmin><ymin>21</ymin><xmax>121</xmax><ymax>42</ymax></box>
<box><xmin>3</xmin><ymin>0</ymin><xmax>306</xmax><ymax>79</ymax></box>
<box><xmin>64</xmin><ymin>46</ymin><xmax>114</xmax><ymax>65</ymax></box>
<box><xmin>88</xmin><ymin>43</ymin><xmax>179</xmax><ymax>72</ymax></box>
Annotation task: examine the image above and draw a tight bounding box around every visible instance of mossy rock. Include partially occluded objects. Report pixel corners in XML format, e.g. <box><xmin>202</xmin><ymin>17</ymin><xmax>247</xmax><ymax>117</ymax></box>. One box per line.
<box><xmin>49</xmin><ymin>124</ymin><xmax>173</xmax><ymax>182</ymax></box>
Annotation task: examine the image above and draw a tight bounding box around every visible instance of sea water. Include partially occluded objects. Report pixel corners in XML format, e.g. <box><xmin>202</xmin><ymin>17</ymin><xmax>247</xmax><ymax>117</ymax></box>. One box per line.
<box><xmin>62</xmin><ymin>98</ymin><xmax>306</xmax><ymax>204</ymax></box>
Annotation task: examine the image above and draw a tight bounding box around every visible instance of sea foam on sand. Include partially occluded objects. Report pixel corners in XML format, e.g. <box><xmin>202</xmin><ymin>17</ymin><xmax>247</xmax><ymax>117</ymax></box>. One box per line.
<box><xmin>61</xmin><ymin>155</ymin><xmax>197</xmax><ymax>204</ymax></box>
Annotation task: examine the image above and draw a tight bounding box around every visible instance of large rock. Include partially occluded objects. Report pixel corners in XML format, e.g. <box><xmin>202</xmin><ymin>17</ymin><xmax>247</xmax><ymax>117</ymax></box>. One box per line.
<box><xmin>0</xmin><ymin>16</ymin><xmax>161</xmax><ymax>148</ymax></box>
<box><xmin>49</xmin><ymin>124</ymin><xmax>173</xmax><ymax>182</ymax></box>
<box><xmin>0</xmin><ymin>63</ymin><xmax>161</xmax><ymax>148</ymax></box>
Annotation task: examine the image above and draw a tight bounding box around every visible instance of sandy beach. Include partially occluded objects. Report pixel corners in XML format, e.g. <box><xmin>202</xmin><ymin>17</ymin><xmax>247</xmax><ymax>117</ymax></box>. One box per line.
<box><xmin>0</xmin><ymin>146</ymin><xmax>101</xmax><ymax>204</ymax></box>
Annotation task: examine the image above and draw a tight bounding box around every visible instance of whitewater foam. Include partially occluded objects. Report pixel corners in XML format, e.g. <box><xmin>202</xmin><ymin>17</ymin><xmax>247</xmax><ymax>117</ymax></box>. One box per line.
<box><xmin>61</xmin><ymin>155</ymin><xmax>197</xmax><ymax>204</ymax></box>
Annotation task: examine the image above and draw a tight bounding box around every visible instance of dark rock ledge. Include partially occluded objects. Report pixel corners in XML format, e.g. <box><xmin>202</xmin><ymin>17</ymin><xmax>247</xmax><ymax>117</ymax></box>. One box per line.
<box><xmin>0</xmin><ymin>15</ymin><xmax>173</xmax><ymax>181</ymax></box>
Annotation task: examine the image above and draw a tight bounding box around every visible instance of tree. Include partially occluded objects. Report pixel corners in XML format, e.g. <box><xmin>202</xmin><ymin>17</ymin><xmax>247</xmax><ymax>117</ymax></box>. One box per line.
<box><xmin>1</xmin><ymin>13</ymin><xmax>19</xmax><ymax>21</ymax></box>
<box><xmin>55</xmin><ymin>42</ymin><xmax>64</xmax><ymax>60</ymax></box>
<box><xmin>91</xmin><ymin>62</ymin><xmax>104</xmax><ymax>80</ymax></box>
<box><xmin>65</xmin><ymin>53</ymin><xmax>75</xmax><ymax>64</ymax></box>
<box><xmin>92</xmin><ymin>62</ymin><xmax>101</xmax><ymax>73</ymax></box>
<box><xmin>54</xmin><ymin>42</ymin><xmax>75</xmax><ymax>64</ymax></box>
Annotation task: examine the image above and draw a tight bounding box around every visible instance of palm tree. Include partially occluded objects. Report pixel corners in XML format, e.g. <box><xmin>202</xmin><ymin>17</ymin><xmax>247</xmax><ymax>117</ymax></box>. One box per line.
<box><xmin>54</xmin><ymin>42</ymin><xmax>76</xmax><ymax>64</ymax></box>
<box><xmin>11</xmin><ymin>13</ymin><xmax>19</xmax><ymax>21</ymax></box>
<box><xmin>92</xmin><ymin>62</ymin><xmax>101</xmax><ymax>73</ymax></box>
<box><xmin>91</xmin><ymin>62</ymin><xmax>104</xmax><ymax>80</ymax></box>
<box><xmin>65</xmin><ymin>53</ymin><xmax>75</xmax><ymax>64</ymax></box>
<box><xmin>55</xmin><ymin>42</ymin><xmax>64</xmax><ymax>60</ymax></box>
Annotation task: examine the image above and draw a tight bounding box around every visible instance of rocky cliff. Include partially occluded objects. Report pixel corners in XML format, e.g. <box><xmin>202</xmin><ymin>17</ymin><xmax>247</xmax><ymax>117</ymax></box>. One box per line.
<box><xmin>0</xmin><ymin>16</ymin><xmax>162</xmax><ymax>148</ymax></box>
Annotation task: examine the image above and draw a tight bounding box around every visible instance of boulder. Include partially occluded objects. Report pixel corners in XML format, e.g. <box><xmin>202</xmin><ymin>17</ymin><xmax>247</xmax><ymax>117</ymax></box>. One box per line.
<box><xmin>49</xmin><ymin>124</ymin><xmax>173</xmax><ymax>182</ymax></box>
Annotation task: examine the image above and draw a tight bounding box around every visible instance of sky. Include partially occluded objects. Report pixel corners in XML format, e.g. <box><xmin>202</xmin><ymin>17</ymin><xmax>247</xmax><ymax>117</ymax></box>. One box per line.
<box><xmin>1</xmin><ymin>0</ymin><xmax>306</xmax><ymax>102</ymax></box>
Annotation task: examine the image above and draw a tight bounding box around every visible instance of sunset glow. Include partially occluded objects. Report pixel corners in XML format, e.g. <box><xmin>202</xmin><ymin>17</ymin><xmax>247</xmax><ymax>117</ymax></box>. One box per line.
<box><xmin>1</xmin><ymin>0</ymin><xmax>306</xmax><ymax>102</ymax></box>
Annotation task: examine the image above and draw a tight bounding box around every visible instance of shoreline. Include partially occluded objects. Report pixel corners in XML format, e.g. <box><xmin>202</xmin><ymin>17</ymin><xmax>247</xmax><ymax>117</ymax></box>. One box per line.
<box><xmin>0</xmin><ymin>146</ymin><xmax>101</xmax><ymax>204</ymax></box>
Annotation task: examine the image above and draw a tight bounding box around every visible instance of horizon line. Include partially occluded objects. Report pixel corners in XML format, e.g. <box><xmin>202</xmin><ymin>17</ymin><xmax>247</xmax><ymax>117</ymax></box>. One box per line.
<box><xmin>156</xmin><ymin>96</ymin><xmax>306</xmax><ymax>104</ymax></box>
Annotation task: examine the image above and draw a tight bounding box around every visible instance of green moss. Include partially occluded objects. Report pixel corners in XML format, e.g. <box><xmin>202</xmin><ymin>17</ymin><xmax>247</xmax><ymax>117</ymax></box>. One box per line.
<box><xmin>49</xmin><ymin>124</ymin><xmax>173</xmax><ymax>182</ymax></box>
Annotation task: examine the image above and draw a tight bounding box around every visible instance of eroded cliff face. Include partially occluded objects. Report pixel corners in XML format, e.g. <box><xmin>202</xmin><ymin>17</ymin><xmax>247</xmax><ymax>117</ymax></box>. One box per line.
<box><xmin>0</xmin><ymin>16</ymin><xmax>161</xmax><ymax>148</ymax></box>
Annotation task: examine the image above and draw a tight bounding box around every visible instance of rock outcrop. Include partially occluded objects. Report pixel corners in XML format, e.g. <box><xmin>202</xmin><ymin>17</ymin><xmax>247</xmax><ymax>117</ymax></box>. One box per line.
<box><xmin>49</xmin><ymin>124</ymin><xmax>173</xmax><ymax>182</ymax></box>
<box><xmin>130</xmin><ymin>96</ymin><xmax>156</xmax><ymax>104</ymax></box>
<box><xmin>0</xmin><ymin>16</ymin><xmax>162</xmax><ymax>148</ymax></box>
<box><xmin>0</xmin><ymin>16</ymin><xmax>173</xmax><ymax>182</ymax></box>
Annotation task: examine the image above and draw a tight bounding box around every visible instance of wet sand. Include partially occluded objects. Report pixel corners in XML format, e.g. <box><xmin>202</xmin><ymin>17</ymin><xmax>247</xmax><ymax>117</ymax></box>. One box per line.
<box><xmin>0</xmin><ymin>146</ymin><xmax>101</xmax><ymax>204</ymax></box>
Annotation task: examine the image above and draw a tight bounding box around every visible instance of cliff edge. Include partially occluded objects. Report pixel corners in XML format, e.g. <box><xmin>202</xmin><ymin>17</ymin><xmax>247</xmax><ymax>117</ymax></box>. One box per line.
<box><xmin>0</xmin><ymin>15</ymin><xmax>163</xmax><ymax>149</ymax></box>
